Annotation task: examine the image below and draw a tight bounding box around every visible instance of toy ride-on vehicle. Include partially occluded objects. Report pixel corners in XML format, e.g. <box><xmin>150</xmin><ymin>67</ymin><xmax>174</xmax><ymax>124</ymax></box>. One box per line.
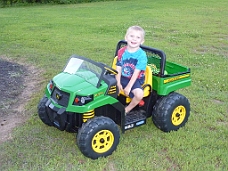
<box><xmin>38</xmin><ymin>40</ymin><xmax>191</xmax><ymax>159</ymax></box>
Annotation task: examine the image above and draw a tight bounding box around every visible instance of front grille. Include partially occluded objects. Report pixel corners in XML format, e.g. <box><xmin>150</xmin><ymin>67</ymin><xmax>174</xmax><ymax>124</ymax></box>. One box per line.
<box><xmin>51</xmin><ymin>87</ymin><xmax>70</xmax><ymax>107</ymax></box>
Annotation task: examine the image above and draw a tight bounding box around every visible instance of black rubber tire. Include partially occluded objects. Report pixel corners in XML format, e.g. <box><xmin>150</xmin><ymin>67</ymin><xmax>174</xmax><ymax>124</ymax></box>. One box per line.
<box><xmin>77</xmin><ymin>116</ymin><xmax>120</xmax><ymax>159</ymax></box>
<box><xmin>37</xmin><ymin>96</ymin><xmax>53</xmax><ymax>126</ymax></box>
<box><xmin>152</xmin><ymin>92</ymin><xmax>190</xmax><ymax>132</ymax></box>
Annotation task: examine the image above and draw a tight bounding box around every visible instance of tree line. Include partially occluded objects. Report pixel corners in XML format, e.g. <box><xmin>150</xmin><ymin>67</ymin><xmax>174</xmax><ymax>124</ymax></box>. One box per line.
<box><xmin>1</xmin><ymin>0</ymin><xmax>121</xmax><ymax>7</ymax></box>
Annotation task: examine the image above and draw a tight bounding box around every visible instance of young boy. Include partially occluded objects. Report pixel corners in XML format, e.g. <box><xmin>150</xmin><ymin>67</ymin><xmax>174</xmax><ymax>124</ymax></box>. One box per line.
<box><xmin>115</xmin><ymin>26</ymin><xmax>147</xmax><ymax>114</ymax></box>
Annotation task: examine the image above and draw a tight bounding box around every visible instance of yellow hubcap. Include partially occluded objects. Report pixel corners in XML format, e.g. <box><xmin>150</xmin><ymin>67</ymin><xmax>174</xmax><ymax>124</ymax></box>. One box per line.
<box><xmin>171</xmin><ymin>105</ymin><xmax>186</xmax><ymax>126</ymax></box>
<box><xmin>92</xmin><ymin>130</ymin><xmax>114</xmax><ymax>153</ymax></box>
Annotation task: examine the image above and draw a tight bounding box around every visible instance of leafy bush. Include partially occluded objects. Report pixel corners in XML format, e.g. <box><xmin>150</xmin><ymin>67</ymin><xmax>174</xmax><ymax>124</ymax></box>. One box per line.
<box><xmin>1</xmin><ymin>0</ymin><xmax>122</xmax><ymax>7</ymax></box>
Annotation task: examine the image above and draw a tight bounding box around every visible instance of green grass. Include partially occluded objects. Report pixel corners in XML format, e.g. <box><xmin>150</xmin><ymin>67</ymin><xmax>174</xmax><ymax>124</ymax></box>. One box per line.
<box><xmin>0</xmin><ymin>0</ymin><xmax>228</xmax><ymax>170</ymax></box>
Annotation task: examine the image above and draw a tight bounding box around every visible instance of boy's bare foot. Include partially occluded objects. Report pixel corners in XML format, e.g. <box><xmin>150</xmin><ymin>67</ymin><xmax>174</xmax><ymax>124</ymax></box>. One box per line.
<box><xmin>125</xmin><ymin>109</ymin><xmax>129</xmax><ymax>115</ymax></box>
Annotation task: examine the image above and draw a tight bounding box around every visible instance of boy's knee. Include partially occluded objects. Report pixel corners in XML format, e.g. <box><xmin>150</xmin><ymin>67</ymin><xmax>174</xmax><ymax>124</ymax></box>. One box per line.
<box><xmin>133</xmin><ymin>88</ymin><xmax>144</xmax><ymax>100</ymax></box>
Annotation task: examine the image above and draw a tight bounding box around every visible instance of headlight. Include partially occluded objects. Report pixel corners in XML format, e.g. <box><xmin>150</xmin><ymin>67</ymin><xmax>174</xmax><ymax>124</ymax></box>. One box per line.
<box><xmin>73</xmin><ymin>95</ymin><xmax>93</xmax><ymax>106</ymax></box>
<box><xmin>48</xmin><ymin>80</ymin><xmax>54</xmax><ymax>92</ymax></box>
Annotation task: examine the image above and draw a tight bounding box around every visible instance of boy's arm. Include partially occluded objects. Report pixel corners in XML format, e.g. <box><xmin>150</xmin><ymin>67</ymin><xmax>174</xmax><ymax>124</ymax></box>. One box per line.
<box><xmin>115</xmin><ymin>66</ymin><xmax>123</xmax><ymax>91</ymax></box>
<box><xmin>124</xmin><ymin>69</ymin><xmax>141</xmax><ymax>96</ymax></box>
<box><xmin>115</xmin><ymin>66</ymin><xmax>122</xmax><ymax>83</ymax></box>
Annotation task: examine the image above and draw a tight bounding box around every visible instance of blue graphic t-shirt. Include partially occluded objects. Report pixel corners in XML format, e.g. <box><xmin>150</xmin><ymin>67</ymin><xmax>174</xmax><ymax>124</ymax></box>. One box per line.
<box><xmin>116</xmin><ymin>47</ymin><xmax>147</xmax><ymax>84</ymax></box>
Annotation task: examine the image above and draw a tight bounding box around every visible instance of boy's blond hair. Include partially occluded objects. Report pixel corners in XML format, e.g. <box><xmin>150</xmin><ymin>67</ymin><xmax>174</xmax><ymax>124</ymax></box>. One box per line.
<box><xmin>125</xmin><ymin>26</ymin><xmax>145</xmax><ymax>39</ymax></box>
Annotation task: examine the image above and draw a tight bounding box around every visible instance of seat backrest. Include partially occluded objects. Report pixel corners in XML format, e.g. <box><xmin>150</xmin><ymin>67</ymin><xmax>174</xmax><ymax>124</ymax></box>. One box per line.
<box><xmin>112</xmin><ymin>56</ymin><xmax>118</xmax><ymax>70</ymax></box>
<box><xmin>112</xmin><ymin>56</ymin><xmax>152</xmax><ymax>97</ymax></box>
<box><xmin>143</xmin><ymin>66</ymin><xmax>152</xmax><ymax>97</ymax></box>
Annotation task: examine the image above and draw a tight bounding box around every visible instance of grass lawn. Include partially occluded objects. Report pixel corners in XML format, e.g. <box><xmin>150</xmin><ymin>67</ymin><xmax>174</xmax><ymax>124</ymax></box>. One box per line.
<box><xmin>0</xmin><ymin>0</ymin><xmax>228</xmax><ymax>170</ymax></box>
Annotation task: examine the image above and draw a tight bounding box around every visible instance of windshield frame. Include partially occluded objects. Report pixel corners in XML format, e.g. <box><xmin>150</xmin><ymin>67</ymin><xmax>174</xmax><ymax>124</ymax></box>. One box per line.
<box><xmin>63</xmin><ymin>55</ymin><xmax>106</xmax><ymax>88</ymax></box>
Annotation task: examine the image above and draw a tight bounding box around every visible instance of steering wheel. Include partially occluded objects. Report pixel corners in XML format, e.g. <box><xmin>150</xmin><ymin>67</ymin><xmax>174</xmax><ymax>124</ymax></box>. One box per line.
<box><xmin>99</xmin><ymin>62</ymin><xmax>118</xmax><ymax>75</ymax></box>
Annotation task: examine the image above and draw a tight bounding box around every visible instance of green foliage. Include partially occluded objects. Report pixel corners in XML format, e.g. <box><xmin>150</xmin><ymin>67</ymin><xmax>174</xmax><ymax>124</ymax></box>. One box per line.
<box><xmin>0</xmin><ymin>0</ymin><xmax>122</xmax><ymax>7</ymax></box>
<box><xmin>0</xmin><ymin>0</ymin><xmax>228</xmax><ymax>170</ymax></box>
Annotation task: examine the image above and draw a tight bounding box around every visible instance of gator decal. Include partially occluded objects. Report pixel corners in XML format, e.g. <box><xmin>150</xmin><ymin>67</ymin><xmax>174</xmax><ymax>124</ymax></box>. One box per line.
<box><xmin>164</xmin><ymin>74</ymin><xmax>190</xmax><ymax>84</ymax></box>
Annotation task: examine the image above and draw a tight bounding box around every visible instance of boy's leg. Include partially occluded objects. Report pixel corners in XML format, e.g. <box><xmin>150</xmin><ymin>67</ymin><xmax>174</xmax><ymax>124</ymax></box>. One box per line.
<box><xmin>120</xmin><ymin>77</ymin><xmax>144</xmax><ymax>114</ymax></box>
<box><xmin>125</xmin><ymin>88</ymin><xmax>144</xmax><ymax>113</ymax></box>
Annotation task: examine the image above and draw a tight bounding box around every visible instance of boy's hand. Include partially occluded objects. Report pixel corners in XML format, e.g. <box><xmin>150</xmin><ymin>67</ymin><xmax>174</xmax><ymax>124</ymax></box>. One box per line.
<box><xmin>117</xmin><ymin>83</ymin><xmax>123</xmax><ymax>93</ymax></box>
<box><xmin>124</xmin><ymin>86</ymin><xmax>131</xmax><ymax>96</ymax></box>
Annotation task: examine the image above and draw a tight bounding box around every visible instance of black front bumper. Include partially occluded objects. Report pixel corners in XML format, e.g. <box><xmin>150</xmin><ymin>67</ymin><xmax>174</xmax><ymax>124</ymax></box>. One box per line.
<box><xmin>45</xmin><ymin>99</ymin><xmax>67</xmax><ymax>131</ymax></box>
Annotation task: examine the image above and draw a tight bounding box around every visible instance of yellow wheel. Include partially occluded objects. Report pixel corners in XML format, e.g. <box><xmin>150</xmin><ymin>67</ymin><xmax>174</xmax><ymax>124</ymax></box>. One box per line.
<box><xmin>171</xmin><ymin>105</ymin><xmax>186</xmax><ymax>126</ymax></box>
<box><xmin>152</xmin><ymin>92</ymin><xmax>190</xmax><ymax>132</ymax></box>
<box><xmin>92</xmin><ymin>130</ymin><xmax>114</xmax><ymax>153</ymax></box>
<box><xmin>77</xmin><ymin>116</ymin><xmax>120</xmax><ymax>159</ymax></box>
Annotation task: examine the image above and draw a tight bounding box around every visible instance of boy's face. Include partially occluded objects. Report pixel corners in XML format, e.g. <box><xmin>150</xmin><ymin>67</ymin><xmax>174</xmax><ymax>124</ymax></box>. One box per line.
<box><xmin>125</xmin><ymin>30</ymin><xmax>144</xmax><ymax>49</ymax></box>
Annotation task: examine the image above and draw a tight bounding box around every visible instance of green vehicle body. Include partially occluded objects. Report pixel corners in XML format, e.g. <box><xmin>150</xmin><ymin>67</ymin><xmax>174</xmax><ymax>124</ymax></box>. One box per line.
<box><xmin>151</xmin><ymin>58</ymin><xmax>191</xmax><ymax>95</ymax></box>
<box><xmin>38</xmin><ymin>40</ymin><xmax>191</xmax><ymax>159</ymax></box>
<box><xmin>45</xmin><ymin>72</ymin><xmax>119</xmax><ymax>113</ymax></box>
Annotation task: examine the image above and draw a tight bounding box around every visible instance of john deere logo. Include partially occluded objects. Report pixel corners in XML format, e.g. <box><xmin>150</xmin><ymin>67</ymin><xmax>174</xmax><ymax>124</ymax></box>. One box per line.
<box><xmin>56</xmin><ymin>93</ymin><xmax>62</xmax><ymax>100</ymax></box>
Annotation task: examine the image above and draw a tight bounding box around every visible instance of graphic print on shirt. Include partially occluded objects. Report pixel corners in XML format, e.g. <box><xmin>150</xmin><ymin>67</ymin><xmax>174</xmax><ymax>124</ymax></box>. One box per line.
<box><xmin>122</xmin><ymin>58</ymin><xmax>137</xmax><ymax>78</ymax></box>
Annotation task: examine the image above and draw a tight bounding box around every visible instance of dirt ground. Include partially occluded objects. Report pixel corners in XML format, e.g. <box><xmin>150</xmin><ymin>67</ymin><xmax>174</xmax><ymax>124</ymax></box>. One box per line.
<box><xmin>0</xmin><ymin>56</ymin><xmax>41</xmax><ymax>144</ymax></box>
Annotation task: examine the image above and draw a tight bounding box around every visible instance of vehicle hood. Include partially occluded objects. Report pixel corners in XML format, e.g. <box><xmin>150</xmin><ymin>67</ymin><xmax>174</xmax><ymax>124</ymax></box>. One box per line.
<box><xmin>53</xmin><ymin>72</ymin><xmax>98</xmax><ymax>94</ymax></box>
